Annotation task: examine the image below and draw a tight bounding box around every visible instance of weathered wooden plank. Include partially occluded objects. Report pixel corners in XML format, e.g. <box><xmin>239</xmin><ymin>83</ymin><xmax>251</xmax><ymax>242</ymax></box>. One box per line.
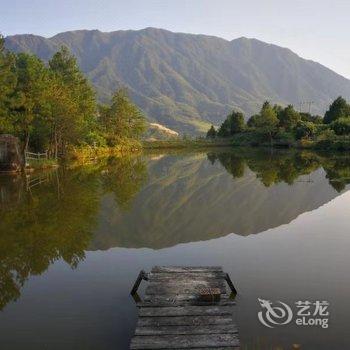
<box><xmin>184</xmin><ymin>348</ymin><xmax>239</xmax><ymax>350</ymax></box>
<box><xmin>145</xmin><ymin>282</ymin><xmax>226</xmax><ymax>296</ymax></box>
<box><xmin>149</xmin><ymin>272</ymin><xmax>226</xmax><ymax>281</ymax></box>
<box><xmin>151</xmin><ymin>266</ymin><xmax>223</xmax><ymax>273</ymax></box>
<box><xmin>138</xmin><ymin>315</ymin><xmax>233</xmax><ymax>327</ymax></box>
<box><xmin>147</xmin><ymin>280</ymin><xmax>224</xmax><ymax>288</ymax></box>
<box><xmin>139</xmin><ymin>305</ymin><xmax>233</xmax><ymax>317</ymax></box>
<box><xmin>135</xmin><ymin>324</ymin><xmax>238</xmax><ymax>336</ymax></box>
<box><xmin>143</xmin><ymin>294</ymin><xmax>230</xmax><ymax>303</ymax></box>
<box><xmin>130</xmin><ymin>266</ymin><xmax>239</xmax><ymax>349</ymax></box>
<box><xmin>130</xmin><ymin>333</ymin><xmax>239</xmax><ymax>349</ymax></box>
<box><xmin>137</xmin><ymin>300</ymin><xmax>236</xmax><ymax>308</ymax></box>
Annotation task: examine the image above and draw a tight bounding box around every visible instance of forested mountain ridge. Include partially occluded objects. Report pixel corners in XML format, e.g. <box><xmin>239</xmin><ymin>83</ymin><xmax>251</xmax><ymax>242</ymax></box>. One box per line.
<box><xmin>6</xmin><ymin>28</ymin><xmax>350</xmax><ymax>134</ymax></box>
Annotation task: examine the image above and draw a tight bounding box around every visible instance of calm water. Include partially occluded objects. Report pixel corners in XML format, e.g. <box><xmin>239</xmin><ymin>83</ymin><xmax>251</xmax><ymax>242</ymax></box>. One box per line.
<box><xmin>0</xmin><ymin>148</ymin><xmax>350</xmax><ymax>349</ymax></box>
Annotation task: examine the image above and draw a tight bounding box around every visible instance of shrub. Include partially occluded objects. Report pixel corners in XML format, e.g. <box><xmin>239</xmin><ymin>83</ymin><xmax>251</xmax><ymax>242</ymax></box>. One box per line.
<box><xmin>330</xmin><ymin>118</ymin><xmax>350</xmax><ymax>135</ymax></box>
<box><xmin>294</xmin><ymin>121</ymin><xmax>316</xmax><ymax>140</ymax></box>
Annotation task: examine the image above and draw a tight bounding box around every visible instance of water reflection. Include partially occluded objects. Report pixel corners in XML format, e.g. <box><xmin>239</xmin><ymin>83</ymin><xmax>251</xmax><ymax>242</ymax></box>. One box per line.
<box><xmin>0</xmin><ymin>157</ymin><xmax>147</xmax><ymax>310</ymax></box>
<box><xmin>92</xmin><ymin>149</ymin><xmax>350</xmax><ymax>249</ymax></box>
<box><xmin>0</xmin><ymin>149</ymin><xmax>350</xmax><ymax>311</ymax></box>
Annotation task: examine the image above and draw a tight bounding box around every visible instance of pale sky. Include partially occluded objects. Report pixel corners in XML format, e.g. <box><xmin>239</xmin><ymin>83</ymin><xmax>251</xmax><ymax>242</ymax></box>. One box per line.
<box><xmin>1</xmin><ymin>0</ymin><xmax>350</xmax><ymax>78</ymax></box>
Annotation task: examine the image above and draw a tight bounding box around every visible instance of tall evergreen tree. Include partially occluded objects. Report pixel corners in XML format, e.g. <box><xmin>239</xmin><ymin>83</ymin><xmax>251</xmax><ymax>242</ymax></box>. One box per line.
<box><xmin>0</xmin><ymin>36</ymin><xmax>16</xmax><ymax>133</ymax></box>
<box><xmin>228</xmin><ymin>110</ymin><xmax>245</xmax><ymax>134</ymax></box>
<box><xmin>100</xmin><ymin>89</ymin><xmax>146</xmax><ymax>143</ymax></box>
<box><xmin>217</xmin><ymin>119</ymin><xmax>230</xmax><ymax>137</ymax></box>
<box><xmin>254</xmin><ymin>101</ymin><xmax>279</xmax><ymax>144</ymax></box>
<box><xmin>323</xmin><ymin>96</ymin><xmax>350</xmax><ymax>124</ymax></box>
<box><xmin>11</xmin><ymin>53</ymin><xmax>48</xmax><ymax>163</ymax></box>
<box><xmin>206</xmin><ymin>125</ymin><xmax>216</xmax><ymax>138</ymax></box>
<box><xmin>278</xmin><ymin>105</ymin><xmax>300</xmax><ymax>130</ymax></box>
<box><xmin>49</xmin><ymin>47</ymin><xmax>97</xmax><ymax>143</ymax></box>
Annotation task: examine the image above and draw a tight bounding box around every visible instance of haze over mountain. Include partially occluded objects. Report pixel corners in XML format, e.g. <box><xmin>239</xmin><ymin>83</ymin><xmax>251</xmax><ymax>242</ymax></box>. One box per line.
<box><xmin>5</xmin><ymin>28</ymin><xmax>350</xmax><ymax>133</ymax></box>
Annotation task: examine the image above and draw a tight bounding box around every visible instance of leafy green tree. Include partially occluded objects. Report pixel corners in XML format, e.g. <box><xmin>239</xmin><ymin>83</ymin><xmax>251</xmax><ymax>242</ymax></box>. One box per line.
<box><xmin>206</xmin><ymin>125</ymin><xmax>217</xmax><ymax>138</ymax></box>
<box><xmin>295</xmin><ymin>121</ymin><xmax>316</xmax><ymax>140</ymax></box>
<box><xmin>217</xmin><ymin>119</ymin><xmax>230</xmax><ymax>137</ymax></box>
<box><xmin>300</xmin><ymin>112</ymin><xmax>323</xmax><ymax>124</ymax></box>
<box><xmin>100</xmin><ymin>89</ymin><xmax>146</xmax><ymax>143</ymax></box>
<box><xmin>273</xmin><ymin>104</ymin><xmax>284</xmax><ymax>116</ymax></box>
<box><xmin>330</xmin><ymin>118</ymin><xmax>350</xmax><ymax>135</ymax></box>
<box><xmin>49</xmin><ymin>47</ymin><xmax>97</xmax><ymax>145</ymax></box>
<box><xmin>0</xmin><ymin>36</ymin><xmax>16</xmax><ymax>133</ymax></box>
<box><xmin>254</xmin><ymin>101</ymin><xmax>279</xmax><ymax>144</ymax></box>
<box><xmin>11</xmin><ymin>53</ymin><xmax>48</xmax><ymax>163</ymax></box>
<box><xmin>247</xmin><ymin>114</ymin><xmax>259</xmax><ymax>128</ymax></box>
<box><xmin>43</xmin><ymin>75</ymin><xmax>80</xmax><ymax>157</ymax></box>
<box><xmin>228</xmin><ymin>110</ymin><xmax>245</xmax><ymax>134</ymax></box>
<box><xmin>217</xmin><ymin>110</ymin><xmax>245</xmax><ymax>137</ymax></box>
<box><xmin>278</xmin><ymin>105</ymin><xmax>300</xmax><ymax>130</ymax></box>
<box><xmin>323</xmin><ymin>96</ymin><xmax>350</xmax><ymax>124</ymax></box>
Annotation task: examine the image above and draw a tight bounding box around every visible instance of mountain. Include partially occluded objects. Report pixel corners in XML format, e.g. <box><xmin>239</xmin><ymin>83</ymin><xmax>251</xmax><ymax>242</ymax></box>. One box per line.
<box><xmin>90</xmin><ymin>151</ymin><xmax>347</xmax><ymax>250</ymax></box>
<box><xmin>5</xmin><ymin>28</ymin><xmax>350</xmax><ymax>134</ymax></box>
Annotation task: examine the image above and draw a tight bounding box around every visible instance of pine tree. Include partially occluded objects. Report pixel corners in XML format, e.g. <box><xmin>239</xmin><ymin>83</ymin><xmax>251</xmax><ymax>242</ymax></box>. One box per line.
<box><xmin>0</xmin><ymin>35</ymin><xmax>16</xmax><ymax>133</ymax></box>
<box><xmin>49</xmin><ymin>47</ymin><xmax>97</xmax><ymax>144</ymax></box>
<box><xmin>206</xmin><ymin>125</ymin><xmax>217</xmax><ymax>138</ymax></box>
<box><xmin>323</xmin><ymin>96</ymin><xmax>350</xmax><ymax>124</ymax></box>
<box><xmin>100</xmin><ymin>89</ymin><xmax>146</xmax><ymax>144</ymax></box>
<box><xmin>254</xmin><ymin>101</ymin><xmax>279</xmax><ymax>145</ymax></box>
<box><xmin>228</xmin><ymin>110</ymin><xmax>245</xmax><ymax>134</ymax></box>
<box><xmin>278</xmin><ymin>105</ymin><xmax>300</xmax><ymax>130</ymax></box>
<box><xmin>11</xmin><ymin>53</ymin><xmax>48</xmax><ymax>164</ymax></box>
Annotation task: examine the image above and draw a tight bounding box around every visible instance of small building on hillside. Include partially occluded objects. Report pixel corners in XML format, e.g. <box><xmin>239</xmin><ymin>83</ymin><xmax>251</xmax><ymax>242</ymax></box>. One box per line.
<box><xmin>0</xmin><ymin>134</ymin><xmax>22</xmax><ymax>173</ymax></box>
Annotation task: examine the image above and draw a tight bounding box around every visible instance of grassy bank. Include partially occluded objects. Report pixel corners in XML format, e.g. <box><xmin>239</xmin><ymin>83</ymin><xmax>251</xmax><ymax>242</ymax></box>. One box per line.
<box><xmin>66</xmin><ymin>139</ymin><xmax>142</xmax><ymax>165</ymax></box>
<box><xmin>225</xmin><ymin>130</ymin><xmax>350</xmax><ymax>151</ymax></box>
<box><xmin>26</xmin><ymin>158</ymin><xmax>58</xmax><ymax>171</ymax></box>
<box><xmin>142</xmin><ymin>139</ymin><xmax>233</xmax><ymax>149</ymax></box>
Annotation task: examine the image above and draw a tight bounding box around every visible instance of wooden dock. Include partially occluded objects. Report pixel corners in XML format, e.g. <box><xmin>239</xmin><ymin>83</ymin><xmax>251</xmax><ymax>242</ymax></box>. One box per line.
<box><xmin>130</xmin><ymin>266</ymin><xmax>239</xmax><ymax>349</ymax></box>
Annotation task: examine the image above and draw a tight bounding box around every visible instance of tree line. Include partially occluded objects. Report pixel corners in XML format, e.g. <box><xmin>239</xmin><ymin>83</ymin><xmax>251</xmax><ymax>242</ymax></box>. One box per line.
<box><xmin>207</xmin><ymin>97</ymin><xmax>350</xmax><ymax>146</ymax></box>
<box><xmin>0</xmin><ymin>36</ymin><xmax>146</xmax><ymax>161</ymax></box>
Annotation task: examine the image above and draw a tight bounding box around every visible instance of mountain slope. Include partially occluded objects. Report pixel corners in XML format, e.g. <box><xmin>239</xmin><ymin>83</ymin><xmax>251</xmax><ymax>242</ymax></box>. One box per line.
<box><xmin>5</xmin><ymin>28</ymin><xmax>350</xmax><ymax>133</ymax></box>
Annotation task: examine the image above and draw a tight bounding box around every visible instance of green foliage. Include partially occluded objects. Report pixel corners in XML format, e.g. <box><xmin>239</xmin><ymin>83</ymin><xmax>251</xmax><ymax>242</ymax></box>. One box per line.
<box><xmin>215</xmin><ymin>110</ymin><xmax>245</xmax><ymax>137</ymax></box>
<box><xmin>11</xmin><ymin>53</ymin><xmax>48</xmax><ymax>159</ymax></box>
<box><xmin>323</xmin><ymin>96</ymin><xmax>350</xmax><ymax>124</ymax></box>
<box><xmin>330</xmin><ymin>118</ymin><xmax>350</xmax><ymax>135</ymax></box>
<box><xmin>206</xmin><ymin>125</ymin><xmax>216</xmax><ymax>139</ymax></box>
<box><xmin>247</xmin><ymin>114</ymin><xmax>259</xmax><ymax>128</ymax></box>
<box><xmin>0</xmin><ymin>46</ymin><xmax>144</xmax><ymax>160</ymax></box>
<box><xmin>99</xmin><ymin>89</ymin><xmax>146</xmax><ymax>145</ymax></box>
<box><xmin>217</xmin><ymin>119</ymin><xmax>230</xmax><ymax>137</ymax></box>
<box><xmin>278</xmin><ymin>104</ymin><xmax>300</xmax><ymax>130</ymax></box>
<box><xmin>295</xmin><ymin>121</ymin><xmax>316</xmax><ymax>140</ymax></box>
<box><xmin>0</xmin><ymin>36</ymin><xmax>16</xmax><ymax>133</ymax></box>
<box><xmin>215</xmin><ymin>97</ymin><xmax>350</xmax><ymax>148</ymax></box>
<box><xmin>252</xmin><ymin>101</ymin><xmax>279</xmax><ymax>143</ymax></box>
<box><xmin>300</xmin><ymin>112</ymin><xmax>323</xmax><ymax>124</ymax></box>
<box><xmin>48</xmin><ymin>47</ymin><xmax>97</xmax><ymax>150</ymax></box>
<box><xmin>228</xmin><ymin>111</ymin><xmax>245</xmax><ymax>134</ymax></box>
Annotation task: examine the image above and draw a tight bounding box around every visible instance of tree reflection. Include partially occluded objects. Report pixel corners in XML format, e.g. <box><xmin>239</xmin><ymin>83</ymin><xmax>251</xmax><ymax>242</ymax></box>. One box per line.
<box><xmin>1</xmin><ymin>149</ymin><xmax>350</xmax><ymax>309</ymax></box>
<box><xmin>210</xmin><ymin>149</ymin><xmax>332</xmax><ymax>188</ymax></box>
<box><xmin>101</xmin><ymin>156</ymin><xmax>148</xmax><ymax>210</ymax></box>
<box><xmin>0</xmin><ymin>155</ymin><xmax>147</xmax><ymax>310</ymax></box>
<box><xmin>322</xmin><ymin>155</ymin><xmax>350</xmax><ymax>192</ymax></box>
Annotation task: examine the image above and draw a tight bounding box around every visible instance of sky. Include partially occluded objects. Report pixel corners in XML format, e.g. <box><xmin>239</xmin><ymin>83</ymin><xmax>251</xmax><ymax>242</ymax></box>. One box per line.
<box><xmin>1</xmin><ymin>0</ymin><xmax>350</xmax><ymax>78</ymax></box>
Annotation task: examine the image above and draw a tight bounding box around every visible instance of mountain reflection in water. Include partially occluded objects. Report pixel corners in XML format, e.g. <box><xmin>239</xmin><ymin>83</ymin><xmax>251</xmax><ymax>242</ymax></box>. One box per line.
<box><xmin>0</xmin><ymin>148</ymin><xmax>349</xmax><ymax>310</ymax></box>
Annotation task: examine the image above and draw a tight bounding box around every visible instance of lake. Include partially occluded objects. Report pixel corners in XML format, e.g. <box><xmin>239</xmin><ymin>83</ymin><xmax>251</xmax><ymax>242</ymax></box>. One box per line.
<box><xmin>0</xmin><ymin>148</ymin><xmax>349</xmax><ymax>349</ymax></box>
